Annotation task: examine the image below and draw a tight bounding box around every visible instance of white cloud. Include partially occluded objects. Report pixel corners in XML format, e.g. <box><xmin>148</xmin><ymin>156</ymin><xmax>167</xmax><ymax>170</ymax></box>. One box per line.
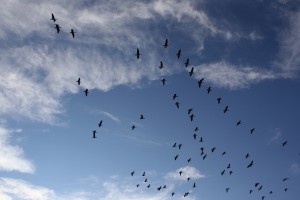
<box><xmin>102</xmin><ymin>112</ymin><xmax>120</xmax><ymax>123</ymax></box>
<box><xmin>0</xmin><ymin>127</ymin><xmax>35</xmax><ymax>174</ymax></box>
<box><xmin>270</xmin><ymin>129</ymin><xmax>282</xmax><ymax>143</ymax></box>
<box><xmin>194</xmin><ymin>61</ymin><xmax>279</xmax><ymax>90</ymax></box>
<box><xmin>165</xmin><ymin>166</ymin><xmax>205</xmax><ymax>181</ymax></box>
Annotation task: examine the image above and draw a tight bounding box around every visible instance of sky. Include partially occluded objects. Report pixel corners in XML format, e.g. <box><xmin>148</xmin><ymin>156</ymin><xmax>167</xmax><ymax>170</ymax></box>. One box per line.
<box><xmin>0</xmin><ymin>0</ymin><xmax>300</xmax><ymax>199</ymax></box>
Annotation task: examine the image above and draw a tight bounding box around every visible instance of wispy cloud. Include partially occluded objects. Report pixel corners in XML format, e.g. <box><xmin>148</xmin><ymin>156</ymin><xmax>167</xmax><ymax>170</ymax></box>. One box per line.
<box><xmin>269</xmin><ymin>129</ymin><xmax>282</xmax><ymax>143</ymax></box>
<box><xmin>102</xmin><ymin>112</ymin><xmax>120</xmax><ymax>123</ymax></box>
<box><xmin>0</xmin><ymin>127</ymin><xmax>35</xmax><ymax>174</ymax></box>
<box><xmin>289</xmin><ymin>163</ymin><xmax>300</xmax><ymax>174</ymax></box>
<box><xmin>165</xmin><ymin>166</ymin><xmax>205</xmax><ymax>182</ymax></box>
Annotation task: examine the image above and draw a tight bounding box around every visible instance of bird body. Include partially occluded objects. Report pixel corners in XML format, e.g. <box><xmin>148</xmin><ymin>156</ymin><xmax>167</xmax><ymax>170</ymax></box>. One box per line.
<box><xmin>70</xmin><ymin>29</ymin><xmax>76</xmax><ymax>38</ymax></box>
<box><xmin>55</xmin><ymin>24</ymin><xmax>61</xmax><ymax>33</ymax></box>
<box><xmin>51</xmin><ymin>13</ymin><xmax>57</xmax><ymax>22</ymax></box>
<box><xmin>76</xmin><ymin>78</ymin><xmax>80</xmax><ymax>85</ymax></box>
<box><xmin>135</xmin><ymin>48</ymin><xmax>141</xmax><ymax>59</ymax></box>
<box><xmin>163</xmin><ymin>39</ymin><xmax>168</xmax><ymax>48</ymax></box>
<box><xmin>176</xmin><ymin>49</ymin><xmax>181</xmax><ymax>59</ymax></box>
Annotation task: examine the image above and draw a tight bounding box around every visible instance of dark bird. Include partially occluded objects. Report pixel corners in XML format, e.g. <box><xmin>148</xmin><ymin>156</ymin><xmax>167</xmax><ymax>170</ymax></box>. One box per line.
<box><xmin>161</xmin><ymin>78</ymin><xmax>166</xmax><ymax>85</ymax></box>
<box><xmin>185</xmin><ymin>58</ymin><xmax>189</xmax><ymax>67</ymax></box>
<box><xmin>184</xmin><ymin>192</ymin><xmax>189</xmax><ymax>197</ymax></box>
<box><xmin>140</xmin><ymin>115</ymin><xmax>145</xmax><ymax>120</ymax></box>
<box><xmin>171</xmin><ymin>192</ymin><xmax>175</xmax><ymax>196</ymax></box>
<box><xmin>229</xmin><ymin>171</ymin><xmax>233</xmax><ymax>175</ymax></box>
<box><xmin>136</xmin><ymin>184</ymin><xmax>140</xmax><ymax>188</ymax></box>
<box><xmin>179</xmin><ymin>171</ymin><xmax>183</xmax><ymax>176</ymax></box>
<box><xmin>172</xmin><ymin>93</ymin><xmax>178</xmax><ymax>100</ymax></box>
<box><xmin>261</xmin><ymin>196</ymin><xmax>265</xmax><ymax>200</ymax></box>
<box><xmin>193</xmin><ymin>133</ymin><xmax>197</xmax><ymax>140</ymax></box>
<box><xmin>284</xmin><ymin>188</ymin><xmax>288</xmax><ymax>192</ymax></box>
<box><xmin>211</xmin><ymin>147</ymin><xmax>216</xmax><ymax>152</ymax></box>
<box><xmin>258</xmin><ymin>185</ymin><xmax>262</xmax><ymax>190</ymax></box>
<box><xmin>250</xmin><ymin>189</ymin><xmax>253</xmax><ymax>194</ymax></box>
<box><xmin>199</xmin><ymin>137</ymin><xmax>203</xmax><ymax>142</ymax></box>
<box><xmin>70</xmin><ymin>29</ymin><xmax>76</xmax><ymax>38</ymax></box>
<box><xmin>221</xmin><ymin>170</ymin><xmax>225</xmax><ymax>176</ymax></box>
<box><xmin>51</xmin><ymin>13</ymin><xmax>57</xmax><ymax>22</ymax></box>
<box><xmin>175</xmin><ymin>102</ymin><xmax>180</xmax><ymax>109</ymax></box>
<box><xmin>135</xmin><ymin>48</ymin><xmax>141</xmax><ymax>59</ymax></box>
<box><xmin>159</xmin><ymin>61</ymin><xmax>164</xmax><ymax>69</ymax></box>
<box><xmin>283</xmin><ymin>177</ymin><xmax>289</xmax><ymax>181</ymax></box>
<box><xmin>98</xmin><ymin>120</ymin><xmax>103</xmax><ymax>127</ymax></box>
<box><xmin>194</xmin><ymin>127</ymin><xmax>198</xmax><ymax>132</ymax></box>
<box><xmin>131</xmin><ymin>125</ymin><xmax>136</xmax><ymax>130</ymax></box>
<box><xmin>76</xmin><ymin>78</ymin><xmax>81</xmax><ymax>85</ymax></box>
<box><xmin>174</xmin><ymin>155</ymin><xmax>179</xmax><ymax>160</ymax></box>
<box><xmin>269</xmin><ymin>191</ymin><xmax>273</xmax><ymax>194</ymax></box>
<box><xmin>236</xmin><ymin>120</ymin><xmax>241</xmax><ymax>126</ymax></box>
<box><xmin>163</xmin><ymin>185</ymin><xmax>167</xmax><ymax>189</ymax></box>
<box><xmin>163</xmin><ymin>38</ymin><xmax>168</xmax><ymax>48</ymax></box>
<box><xmin>173</xmin><ymin>142</ymin><xmax>177</xmax><ymax>148</ymax></box>
<box><xmin>223</xmin><ymin>106</ymin><xmax>229</xmax><ymax>113</ymax></box>
<box><xmin>157</xmin><ymin>186</ymin><xmax>162</xmax><ymax>191</ymax></box>
<box><xmin>200</xmin><ymin>147</ymin><xmax>204</xmax><ymax>153</ymax></box>
<box><xmin>144</xmin><ymin>178</ymin><xmax>148</xmax><ymax>182</ymax></box>
<box><xmin>255</xmin><ymin>182</ymin><xmax>260</xmax><ymax>187</ymax></box>
<box><xmin>142</xmin><ymin>172</ymin><xmax>146</xmax><ymax>176</ymax></box>
<box><xmin>92</xmin><ymin>130</ymin><xmax>97</xmax><ymax>138</ymax></box>
<box><xmin>217</xmin><ymin>97</ymin><xmax>222</xmax><ymax>104</ymax></box>
<box><xmin>203</xmin><ymin>154</ymin><xmax>207</xmax><ymax>160</ymax></box>
<box><xmin>227</xmin><ymin>163</ymin><xmax>231</xmax><ymax>169</ymax></box>
<box><xmin>198</xmin><ymin>78</ymin><xmax>204</xmax><ymax>88</ymax></box>
<box><xmin>188</xmin><ymin>108</ymin><xmax>193</xmax><ymax>115</ymax></box>
<box><xmin>189</xmin><ymin>67</ymin><xmax>194</xmax><ymax>76</ymax></box>
<box><xmin>189</xmin><ymin>114</ymin><xmax>194</xmax><ymax>122</ymax></box>
<box><xmin>246</xmin><ymin>153</ymin><xmax>250</xmax><ymax>159</ymax></box>
<box><xmin>147</xmin><ymin>184</ymin><xmax>150</xmax><ymax>188</ymax></box>
<box><xmin>178</xmin><ymin>144</ymin><xmax>182</xmax><ymax>149</ymax></box>
<box><xmin>176</xmin><ymin>49</ymin><xmax>181</xmax><ymax>59</ymax></box>
<box><xmin>54</xmin><ymin>24</ymin><xmax>61</xmax><ymax>33</ymax></box>
<box><xmin>250</xmin><ymin>128</ymin><xmax>255</xmax><ymax>134</ymax></box>
<box><xmin>207</xmin><ymin>86</ymin><xmax>212</xmax><ymax>94</ymax></box>
<box><xmin>187</xmin><ymin>177</ymin><xmax>191</xmax><ymax>181</ymax></box>
<box><xmin>226</xmin><ymin>188</ymin><xmax>230</xmax><ymax>192</ymax></box>
<box><xmin>131</xmin><ymin>171</ymin><xmax>135</xmax><ymax>176</ymax></box>
<box><xmin>222</xmin><ymin>151</ymin><xmax>227</xmax><ymax>156</ymax></box>
<box><xmin>247</xmin><ymin>160</ymin><xmax>254</xmax><ymax>168</ymax></box>
<box><xmin>282</xmin><ymin>140</ymin><xmax>288</xmax><ymax>147</ymax></box>
<box><xmin>187</xmin><ymin>158</ymin><xmax>191</xmax><ymax>163</ymax></box>
<box><xmin>84</xmin><ymin>89</ymin><xmax>89</xmax><ymax>96</ymax></box>
<box><xmin>193</xmin><ymin>182</ymin><xmax>196</xmax><ymax>188</ymax></box>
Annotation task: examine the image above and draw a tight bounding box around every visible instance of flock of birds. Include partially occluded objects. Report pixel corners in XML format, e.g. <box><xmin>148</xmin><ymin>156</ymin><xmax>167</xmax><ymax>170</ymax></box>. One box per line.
<box><xmin>50</xmin><ymin>13</ymin><xmax>297</xmax><ymax>199</ymax></box>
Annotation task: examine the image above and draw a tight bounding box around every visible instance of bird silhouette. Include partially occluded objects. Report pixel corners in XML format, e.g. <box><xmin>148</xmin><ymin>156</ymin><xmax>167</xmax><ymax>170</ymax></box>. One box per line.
<box><xmin>163</xmin><ymin>39</ymin><xmax>168</xmax><ymax>48</ymax></box>
<box><xmin>142</xmin><ymin>171</ymin><xmax>146</xmax><ymax>176</ymax></box>
<box><xmin>187</xmin><ymin>158</ymin><xmax>191</xmax><ymax>162</ymax></box>
<box><xmin>193</xmin><ymin>133</ymin><xmax>197</xmax><ymax>140</ymax></box>
<box><xmin>199</xmin><ymin>137</ymin><xmax>203</xmax><ymax>142</ymax></box>
<box><xmin>193</xmin><ymin>182</ymin><xmax>196</xmax><ymax>188</ymax></box>
<box><xmin>131</xmin><ymin>125</ymin><xmax>136</xmax><ymax>130</ymax></box>
<box><xmin>147</xmin><ymin>184</ymin><xmax>150</xmax><ymax>188</ymax></box>
<box><xmin>131</xmin><ymin>171</ymin><xmax>135</xmax><ymax>176</ymax></box>
<box><xmin>159</xmin><ymin>61</ymin><xmax>164</xmax><ymax>69</ymax></box>
<box><xmin>250</xmin><ymin>189</ymin><xmax>253</xmax><ymax>194</ymax></box>
<box><xmin>157</xmin><ymin>186</ymin><xmax>162</xmax><ymax>191</ymax></box>
<box><xmin>174</xmin><ymin>155</ymin><xmax>178</xmax><ymax>160</ymax></box>
<box><xmin>144</xmin><ymin>178</ymin><xmax>148</xmax><ymax>182</ymax></box>
<box><xmin>92</xmin><ymin>130</ymin><xmax>97</xmax><ymax>138</ymax></box>
<box><xmin>175</xmin><ymin>102</ymin><xmax>180</xmax><ymax>109</ymax></box>
<box><xmin>203</xmin><ymin>154</ymin><xmax>207</xmax><ymax>160</ymax></box>
<box><xmin>283</xmin><ymin>177</ymin><xmax>289</xmax><ymax>181</ymax></box>
<box><xmin>246</xmin><ymin>153</ymin><xmax>250</xmax><ymax>159</ymax></box>
<box><xmin>172</xmin><ymin>93</ymin><xmax>178</xmax><ymax>100</ymax></box>
<box><xmin>184</xmin><ymin>192</ymin><xmax>190</xmax><ymax>197</ymax></box>
<box><xmin>98</xmin><ymin>120</ymin><xmax>103</xmax><ymax>127</ymax></box>
<box><xmin>284</xmin><ymin>188</ymin><xmax>288</xmax><ymax>192</ymax></box>
<box><xmin>136</xmin><ymin>184</ymin><xmax>140</xmax><ymax>188</ymax></box>
<box><xmin>258</xmin><ymin>185</ymin><xmax>262</xmax><ymax>190</ymax></box>
<box><xmin>173</xmin><ymin>142</ymin><xmax>177</xmax><ymax>148</ymax></box>
<box><xmin>250</xmin><ymin>128</ymin><xmax>255</xmax><ymax>134</ymax></box>
<box><xmin>207</xmin><ymin>86</ymin><xmax>212</xmax><ymax>94</ymax></box>
<box><xmin>221</xmin><ymin>170</ymin><xmax>225</xmax><ymax>175</ymax></box>
<box><xmin>247</xmin><ymin>160</ymin><xmax>254</xmax><ymax>168</ymax></box>
<box><xmin>217</xmin><ymin>97</ymin><xmax>222</xmax><ymax>104</ymax></box>
<box><xmin>229</xmin><ymin>171</ymin><xmax>233</xmax><ymax>175</ymax></box>
<box><xmin>185</xmin><ymin>58</ymin><xmax>190</xmax><ymax>67</ymax></box>
<box><xmin>176</xmin><ymin>49</ymin><xmax>181</xmax><ymax>59</ymax></box>
<box><xmin>211</xmin><ymin>147</ymin><xmax>216</xmax><ymax>152</ymax></box>
<box><xmin>178</xmin><ymin>144</ymin><xmax>182</xmax><ymax>149</ymax></box>
<box><xmin>76</xmin><ymin>78</ymin><xmax>80</xmax><ymax>85</ymax></box>
<box><xmin>140</xmin><ymin>115</ymin><xmax>145</xmax><ymax>120</ymax></box>
<box><xmin>179</xmin><ymin>171</ymin><xmax>183</xmax><ymax>176</ymax></box>
<box><xmin>163</xmin><ymin>185</ymin><xmax>167</xmax><ymax>189</ymax></box>
<box><xmin>187</xmin><ymin>177</ymin><xmax>191</xmax><ymax>181</ymax></box>
<box><xmin>189</xmin><ymin>67</ymin><xmax>194</xmax><ymax>76</ymax></box>
<box><xmin>171</xmin><ymin>192</ymin><xmax>175</xmax><ymax>196</ymax></box>
<box><xmin>222</xmin><ymin>151</ymin><xmax>227</xmax><ymax>156</ymax></box>
<box><xmin>198</xmin><ymin>78</ymin><xmax>204</xmax><ymax>88</ymax></box>
<box><xmin>84</xmin><ymin>89</ymin><xmax>89</xmax><ymax>96</ymax></box>
<box><xmin>255</xmin><ymin>182</ymin><xmax>260</xmax><ymax>187</ymax></box>
<box><xmin>188</xmin><ymin>108</ymin><xmax>193</xmax><ymax>115</ymax></box>
<box><xmin>227</xmin><ymin>163</ymin><xmax>231</xmax><ymax>169</ymax></box>
<box><xmin>194</xmin><ymin>127</ymin><xmax>198</xmax><ymax>132</ymax></box>
<box><xmin>189</xmin><ymin>114</ymin><xmax>194</xmax><ymax>121</ymax></box>
<box><xmin>135</xmin><ymin>48</ymin><xmax>141</xmax><ymax>59</ymax></box>
<box><xmin>226</xmin><ymin>188</ymin><xmax>230</xmax><ymax>192</ymax></box>
<box><xmin>223</xmin><ymin>106</ymin><xmax>229</xmax><ymax>113</ymax></box>
<box><xmin>55</xmin><ymin>24</ymin><xmax>61</xmax><ymax>33</ymax></box>
<box><xmin>51</xmin><ymin>13</ymin><xmax>57</xmax><ymax>22</ymax></box>
<box><xmin>70</xmin><ymin>29</ymin><xmax>76</xmax><ymax>38</ymax></box>
<box><xmin>269</xmin><ymin>191</ymin><xmax>273</xmax><ymax>194</ymax></box>
<box><xmin>282</xmin><ymin>140</ymin><xmax>288</xmax><ymax>147</ymax></box>
<box><xmin>261</xmin><ymin>196</ymin><xmax>265</xmax><ymax>200</ymax></box>
<box><xmin>236</xmin><ymin>120</ymin><xmax>241</xmax><ymax>126</ymax></box>
<box><xmin>161</xmin><ymin>78</ymin><xmax>166</xmax><ymax>85</ymax></box>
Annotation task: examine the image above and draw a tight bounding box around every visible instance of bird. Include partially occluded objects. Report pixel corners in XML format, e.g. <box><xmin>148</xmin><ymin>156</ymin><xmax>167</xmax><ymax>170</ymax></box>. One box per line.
<box><xmin>226</xmin><ymin>188</ymin><xmax>230</xmax><ymax>192</ymax></box>
<box><xmin>176</xmin><ymin>49</ymin><xmax>181</xmax><ymax>59</ymax></box>
<box><xmin>131</xmin><ymin>171</ymin><xmax>135</xmax><ymax>176</ymax></box>
<box><xmin>178</xmin><ymin>144</ymin><xmax>182</xmax><ymax>149</ymax></box>
<box><xmin>84</xmin><ymin>89</ymin><xmax>89</xmax><ymax>96</ymax></box>
<box><xmin>174</xmin><ymin>155</ymin><xmax>178</xmax><ymax>160</ymax></box>
<box><xmin>194</xmin><ymin>127</ymin><xmax>198</xmax><ymax>132</ymax></box>
<box><xmin>261</xmin><ymin>196</ymin><xmax>265</xmax><ymax>200</ymax></box>
<box><xmin>147</xmin><ymin>184</ymin><xmax>150</xmax><ymax>188</ymax></box>
<box><xmin>159</xmin><ymin>61</ymin><xmax>164</xmax><ymax>69</ymax></box>
<box><xmin>171</xmin><ymin>192</ymin><xmax>175</xmax><ymax>196</ymax></box>
<box><xmin>98</xmin><ymin>120</ymin><xmax>103</xmax><ymax>127</ymax></box>
<box><xmin>203</xmin><ymin>154</ymin><xmax>207</xmax><ymax>160</ymax></box>
<box><xmin>188</xmin><ymin>108</ymin><xmax>193</xmax><ymax>115</ymax></box>
<box><xmin>163</xmin><ymin>185</ymin><xmax>167</xmax><ymax>189</ymax></box>
<box><xmin>246</xmin><ymin>153</ymin><xmax>250</xmax><ymax>159</ymax></box>
<box><xmin>131</xmin><ymin>125</ymin><xmax>136</xmax><ymax>130</ymax></box>
<box><xmin>140</xmin><ymin>115</ymin><xmax>145</xmax><ymax>120</ymax></box>
<box><xmin>187</xmin><ymin>158</ymin><xmax>191</xmax><ymax>162</ymax></box>
<box><xmin>269</xmin><ymin>191</ymin><xmax>273</xmax><ymax>194</ymax></box>
<box><xmin>250</xmin><ymin>128</ymin><xmax>255</xmax><ymax>134</ymax></box>
<box><xmin>185</xmin><ymin>58</ymin><xmax>189</xmax><ymax>67</ymax></box>
<box><xmin>189</xmin><ymin>67</ymin><xmax>194</xmax><ymax>76</ymax></box>
<box><xmin>144</xmin><ymin>178</ymin><xmax>148</xmax><ymax>182</ymax></box>
<box><xmin>189</xmin><ymin>114</ymin><xmax>194</xmax><ymax>121</ymax></box>
<box><xmin>283</xmin><ymin>177</ymin><xmax>289</xmax><ymax>181</ymax></box>
<box><xmin>207</xmin><ymin>86</ymin><xmax>212</xmax><ymax>94</ymax></box>
<box><xmin>179</xmin><ymin>171</ymin><xmax>183</xmax><ymax>176</ymax></box>
<box><xmin>282</xmin><ymin>140</ymin><xmax>288</xmax><ymax>147</ymax></box>
<box><xmin>55</xmin><ymin>24</ymin><xmax>61</xmax><ymax>33</ymax></box>
<box><xmin>70</xmin><ymin>29</ymin><xmax>76</xmax><ymax>38</ymax></box>
<box><xmin>229</xmin><ymin>171</ymin><xmax>233</xmax><ymax>175</ymax></box>
<box><xmin>76</xmin><ymin>78</ymin><xmax>80</xmax><ymax>85</ymax></box>
<box><xmin>193</xmin><ymin>182</ymin><xmax>196</xmax><ymax>188</ymax></box>
<box><xmin>187</xmin><ymin>177</ymin><xmax>191</xmax><ymax>181</ymax></box>
<box><xmin>200</xmin><ymin>147</ymin><xmax>204</xmax><ymax>154</ymax></box>
<box><xmin>211</xmin><ymin>147</ymin><xmax>216</xmax><ymax>152</ymax></box>
<box><xmin>250</xmin><ymin>189</ymin><xmax>253</xmax><ymax>194</ymax></box>
<box><xmin>227</xmin><ymin>163</ymin><xmax>231</xmax><ymax>169</ymax></box>
<box><xmin>92</xmin><ymin>130</ymin><xmax>97</xmax><ymax>138</ymax></box>
<box><xmin>221</xmin><ymin>170</ymin><xmax>225</xmax><ymax>175</ymax></box>
<box><xmin>51</xmin><ymin>13</ymin><xmax>57</xmax><ymax>22</ymax></box>
<box><xmin>258</xmin><ymin>185</ymin><xmax>263</xmax><ymax>190</ymax></box>
<box><xmin>193</xmin><ymin>133</ymin><xmax>197</xmax><ymax>140</ymax></box>
<box><xmin>255</xmin><ymin>182</ymin><xmax>260</xmax><ymax>187</ymax></box>
<box><xmin>175</xmin><ymin>102</ymin><xmax>180</xmax><ymax>109</ymax></box>
<box><xmin>161</xmin><ymin>78</ymin><xmax>166</xmax><ymax>85</ymax></box>
<box><xmin>173</xmin><ymin>143</ymin><xmax>177</xmax><ymax>148</ymax></box>
<box><xmin>222</xmin><ymin>151</ymin><xmax>227</xmax><ymax>156</ymax></box>
<box><xmin>223</xmin><ymin>106</ymin><xmax>229</xmax><ymax>113</ymax></box>
<box><xmin>199</xmin><ymin>137</ymin><xmax>203</xmax><ymax>142</ymax></box>
<box><xmin>142</xmin><ymin>172</ymin><xmax>146</xmax><ymax>176</ymax></box>
<box><xmin>136</xmin><ymin>184</ymin><xmax>140</xmax><ymax>188</ymax></box>
<box><xmin>284</xmin><ymin>188</ymin><xmax>288</xmax><ymax>192</ymax></box>
<box><xmin>198</xmin><ymin>78</ymin><xmax>204</xmax><ymax>88</ymax></box>
<box><xmin>172</xmin><ymin>93</ymin><xmax>178</xmax><ymax>100</ymax></box>
<box><xmin>135</xmin><ymin>48</ymin><xmax>141</xmax><ymax>59</ymax></box>
<box><xmin>236</xmin><ymin>120</ymin><xmax>242</xmax><ymax>126</ymax></box>
<box><xmin>163</xmin><ymin>38</ymin><xmax>168</xmax><ymax>48</ymax></box>
<box><xmin>157</xmin><ymin>186</ymin><xmax>162</xmax><ymax>191</ymax></box>
<box><xmin>217</xmin><ymin>97</ymin><xmax>222</xmax><ymax>104</ymax></box>
<box><xmin>184</xmin><ymin>192</ymin><xmax>190</xmax><ymax>197</ymax></box>
<box><xmin>247</xmin><ymin>160</ymin><xmax>254</xmax><ymax>168</ymax></box>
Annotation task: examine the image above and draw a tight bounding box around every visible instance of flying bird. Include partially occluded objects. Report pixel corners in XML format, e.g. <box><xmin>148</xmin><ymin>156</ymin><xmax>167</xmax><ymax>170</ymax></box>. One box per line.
<box><xmin>247</xmin><ymin>160</ymin><xmax>254</xmax><ymax>168</ymax></box>
<box><xmin>283</xmin><ymin>177</ymin><xmax>289</xmax><ymax>181</ymax></box>
<box><xmin>255</xmin><ymin>182</ymin><xmax>260</xmax><ymax>187</ymax></box>
<box><xmin>172</xmin><ymin>93</ymin><xmax>178</xmax><ymax>100</ymax></box>
<box><xmin>179</xmin><ymin>171</ymin><xmax>183</xmax><ymax>176</ymax></box>
<box><xmin>144</xmin><ymin>178</ymin><xmax>148</xmax><ymax>182</ymax></box>
<box><xmin>261</xmin><ymin>196</ymin><xmax>265</xmax><ymax>200</ymax></box>
<box><xmin>187</xmin><ymin>158</ymin><xmax>191</xmax><ymax>162</ymax></box>
<box><xmin>203</xmin><ymin>154</ymin><xmax>207</xmax><ymax>160</ymax></box>
<box><xmin>135</xmin><ymin>48</ymin><xmax>141</xmax><ymax>59</ymax></box>
<box><xmin>284</xmin><ymin>188</ymin><xmax>288</xmax><ymax>192</ymax></box>
<box><xmin>163</xmin><ymin>38</ymin><xmax>168</xmax><ymax>48</ymax></box>
<box><xmin>227</xmin><ymin>163</ymin><xmax>231</xmax><ymax>169</ymax></box>
<box><xmin>84</xmin><ymin>89</ymin><xmax>89</xmax><ymax>96</ymax></box>
<box><xmin>221</xmin><ymin>170</ymin><xmax>225</xmax><ymax>176</ymax></box>
<box><xmin>226</xmin><ymin>188</ymin><xmax>230</xmax><ymax>192</ymax></box>
<box><xmin>211</xmin><ymin>147</ymin><xmax>216</xmax><ymax>152</ymax></box>
<box><xmin>98</xmin><ymin>120</ymin><xmax>103</xmax><ymax>127</ymax></box>
<box><xmin>159</xmin><ymin>61</ymin><xmax>164</xmax><ymax>69</ymax></box>
<box><xmin>246</xmin><ymin>153</ymin><xmax>250</xmax><ymax>159</ymax></box>
<box><xmin>282</xmin><ymin>140</ymin><xmax>288</xmax><ymax>147</ymax></box>
<box><xmin>250</xmin><ymin>189</ymin><xmax>253</xmax><ymax>194</ymax></box>
<box><xmin>193</xmin><ymin>182</ymin><xmax>196</xmax><ymax>188</ymax></box>
<box><xmin>76</xmin><ymin>78</ymin><xmax>80</xmax><ymax>85</ymax></box>
<box><xmin>136</xmin><ymin>184</ymin><xmax>140</xmax><ymax>188</ymax></box>
<box><xmin>175</xmin><ymin>102</ymin><xmax>180</xmax><ymax>109</ymax></box>
<box><xmin>188</xmin><ymin>108</ymin><xmax>193</xmax><ymax>115</ymax></box>
<box><xmin>217</xmin><ymin>97</ymin><xmax>222</xmax><ymax>104</ymax></box>
<box><xmin>70</xmin><ymin>29</ymin><xmax>76</xmax><ymax>38</ymax></box>
<box><xmin>51</xmin><ymin>13</ymin><xmax>57</xmax><ymax>22</ymax></box>
<box><xmin>131</xmin><ymin>171</ymin><xmax>135</xmax><ymax>176</ymax></box>
<box><xmin>178</xmin><ymin>144</ymin><xmax>182</xmax><ymax>149</ymax></box>
<box><xmin>189</xmin><ymin>67</ymin><xmax>194</xmax><ymax>76</ymax></box>
<box><xmin>250</xmin><ymin>128</ymin><xmax>255</xmax><ymax>134</ymax></box>
<box><xmin>229</xmin><ymin>171</ymin><xmax>233</xmax><ymax>175</ymax></box>
<box><xmin>207</xmin><ymin>86</ymin><xmax>212</xmax><ymax>94</ymax></box>
<box><xmin>54</xmin><ymin>24</ymin><xmax>61</xmax><ymax>33</ymax></box>
<box><xmin>92</xmin><ymin>130</ymin><xmax>97</xmax><ymax>138</ymax></box>
<box><xmin>199</xmin><ymin>137</ymin><xmax>203</xmax><ymax>142</ymax></box>
<box><xmin>171</xmin><ymin>192</ymin><xmax>175</xmax><ymax>196</ymax></box>
<box><xmin>193</xmin><ymin>133</ymin><xmax>197</xmax><ymax>140</ymax></box>
<box><xmin>174</xmin><ymin>155</ymin><xmax>179</xmax><ymax>160</ymax></box>
<box><xmin>142</xmin><ymin>172</ymin><xmax>146</xmax><ymax>176</ymax></box>
<box><xmin>184</xmin><ymin>192</ymin><xmax>190</xmax><ymax>197</ymax></box>
<box><xmin>140</xmin><ymin>115</ymin><xmax>145</xmax><ymax>120</ymax></box>
<box><xmin>185</xmin><ymin>58</ymin><xmax>189</xmax><ymax>67</ymax></box>
<box><xmin>161</xmin><ymin>78</ymin><xmax>166</xmax><ymax>85</ymax></box>
<box><xmin>222</xmin><ymin>151</ymin><xmax>227</xmax><ymax>156</ymax></box>
<box><xmin>236</xmin><ymin>120</ymin><xmax>242</xmax><ymax>126</ymax></box>
<box><xmin>198</xmin><ymin>78</ymin><xmax>204</xmax><ymax>88</ymax></box>
<box><xmin>194</xmin><ymin>127</ymin><xmax>198</xmax><ymax>132</ymax></box>
<box><xmin>157</xmin><ymin>186</ymin><xmax>162</xmax><ymax>191</ymax></box>
<box><xmin>173</xmin><ymin>143</ymin><xmax>177</xmax><ymax>148</ymax></box>
<box><xmin>223</xmin><ymin>106</ymin><xmax>229</xmax><ymax>113</ymax></box>
<box><xmin>147</xmin><ymin>184</ymin><xmax>151</xmax><ymax>188</ymax></box>
<box><xmin>258</xmin><ymin>185</ymin><xmax>263</xmax><ymax>190</ymax></box>
<box><xmin>187</xmin><ymin>177</ymin><xmax>191</xmax><ymax>181</ymax></box>
<box><xmin>189</xmin><ymin>114</ymin><xmax>194</xmax><ymax>121</ymax></box>
<box><xmin>176</xmin><ymin>49</ymin><xmax>181</xmax><ymax>59</ymax></box>
<box><xmin>131</xmin><ymin>125</ymin><xmax>136</xmax><ymax>130</ymax></box>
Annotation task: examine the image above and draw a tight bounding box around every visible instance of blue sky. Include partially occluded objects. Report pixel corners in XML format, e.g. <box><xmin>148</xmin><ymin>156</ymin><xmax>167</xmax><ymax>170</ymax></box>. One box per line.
<box><xmin>0</xmin><ymin>0</ymin><xmax>300</xmax><ymax>199</ymax></box>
